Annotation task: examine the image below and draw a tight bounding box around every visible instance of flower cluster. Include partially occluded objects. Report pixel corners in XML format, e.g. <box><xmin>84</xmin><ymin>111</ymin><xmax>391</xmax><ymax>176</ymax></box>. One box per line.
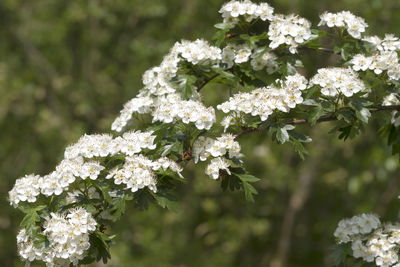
<box><xmin>175</xmin><ymin>39</ymin><xmax>222</xmax><ymax>65</ymax></box>
<box><xmin>220</xmin><ymin>113</ymin><xmax>246</xmax><ymax>132</ymax></box>
<box><xmin>383</xmin><ymin>93</ymin><xmax>400</xmax><ymax>127</ymax></box>
<box><xmin>8</xmin><ymin>174</ymin><xmax>41</xmax><ymax>205</ymax></box>
<box><xmin>310</xmin><ymin>67</ymin><xmax>367</xmax><ymax>97</ymax></box>
<box><xmin>8</xmin><ymin>157</ymin><xmax>102</xmax><ymax>206</ymax></box>
<box><xmin>140</xmin><ymin>39</ymin><xmax>221</xmax><ymax>97</ymax></box>
<box><xmin>9</xmin><ymin>131</ymin><xmax>158</xmax><ymax>206</ymax></box>
<box><xmin>217</xmin><ymin>73</ymin><xmax>308</xmax><ymax>121</ymax></box>
<box><xmin>350</xmin><ymin>51</ymin><xmax>400</xmax><ymax>81</ymax></box>
<box><xmin>112</xmin><ymin>38</ymin><xmax>221</xmax><ymax>133</ymax></box>
<box><xmin>111</xmin><ymin>96</ymin><xmax>153</xmax><ymax>132</ymax></box>
<box><xmin>383</xmin><ymin>93</ymin><xmax>400</xmax><ymax>107</ymax></box>
<box><xmin>40</xmin><ymin>158</ymin><xmax>103</xmax><ymax>196</ymax></box>
<box><xmin>335</xmin><ymin>214</ymin><xmax>400</xmax><ymax>267</ymax></box>
<box><xmin>363</xmin><ymin>34</ymin><xmax>400</xmax><ymax>52</ymax></box>
<box><xmin>250</xmin><ymin>50</ymin><xmax>279</xmax><ymax>72</ymax></box>
<box><xmin>65</xmin><ymin>132</ymin><xmax>156</xmax><ymax>159</ymax></box>
<box><xmin>222</xmin><ymin>43</ymin><xmax>252</xmax><ymax>67</ymax></box>
<box><xmin>334</xmin><ymin>213</ymin><xmax>381</xmax><ymax>243</ymax></box>
<box><xmin>206</xmin><ymin>157</ymin><xmax>232</xmax><ymax>179</ymax></box>
<box><xmin>152</xmin><ymin>93</ymin><xmax>216</xmax><ymax>130</ymax></box>
<box><xmin>319</xmin><ymin>11</ymin><xmax>368</xmax><ymax>39</ymax></box>
<box><xmin>268</xmin><ymin>14</ymin><xmax>315</xmax><ymax>53</ymax></box>
<box><xmin>221</xmin><ymin>43</ymin><xmax>279</xmax><ymax>71</ymax></box>
<box><xmin>17</xmin><ymin>208</ymin><xmax>96</xmax><ymax>267</ymax></box>
<box><xmin>112</xmin><ymin>93</ymin><xmax>216</xmax><ymax>133</ymax></box>
<box><xmin>192</xmin><ymin>134</ymin><xmax>241</xmax><ymax>179</ymax></box>
<box><xmin>219</xmin><ymin>0</ymin><xmax>274</xmax><ymax>25</ymax></box>
<box><xmin>106</xmin><ymin>154</ymin><xmax>183</xmax><ymax>193</ymax></box>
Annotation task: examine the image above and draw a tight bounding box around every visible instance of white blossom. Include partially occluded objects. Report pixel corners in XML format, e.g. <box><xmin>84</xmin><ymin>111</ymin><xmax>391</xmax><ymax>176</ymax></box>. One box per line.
<box><xmin>205</xmin><ymin>157</ymin><xmax>232</xmax><ymax>179</ymax></box>
<box><xmin>319</xmin><ymin>11</ymin><xmax>368</xmax><ymax>39</ymax></box>
<box><xmin>218</xmin><ymin>73</ymin><xmax>308</xmax><ymax>121</ymax></box>
<box><xmin>310</xmin><ymin>67</ymin><xmax>367</xmax><ymax>97</ymax></box>
<box><xmin>268</xmin><ymin>14</ymin><xmax>315</xmax><ymax>54</ymax></box>
<box><xmin>334</xmin><ymin>213</ymin><xmax>380</xmax><ymax>243</ymax></box>
<box><xmin>17</xmin><ymin>208</ymin><xmax>96</xmax><ymax>267</ymax></box>
<box><xmin>8</xmin><ymin>174</ymin><xmax>41</xmax><ymax>207</ymax></box>
<box><xmin>152</xmin><ymin>93</ymin><xmax>216</xmax><ymax>130</ymax></box>
<box><xmin>219</xmin><ymin>1</ymin><xmax>274</xmax><ymax>25</ymax></box>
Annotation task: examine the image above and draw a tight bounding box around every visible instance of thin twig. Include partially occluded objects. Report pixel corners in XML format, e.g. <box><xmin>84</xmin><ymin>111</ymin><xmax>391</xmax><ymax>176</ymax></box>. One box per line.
<box><xmin>270</xmin><ymin>166</ymin><xmax>315</xmax><ymax>267</ymax></box>
<box><xmin>297</xmin><ymin>46</ymin><xmax>335</xmax><ymax>53</ymax></box>
<box><xmin>197</xmin><ymin>73</ymin><xmax>220</xmax><ymax>92</ymax></box>
<box><xmin>235</xmin><ymin>105</ymin><xmax>400</xmax><ymax>138</ymax></box>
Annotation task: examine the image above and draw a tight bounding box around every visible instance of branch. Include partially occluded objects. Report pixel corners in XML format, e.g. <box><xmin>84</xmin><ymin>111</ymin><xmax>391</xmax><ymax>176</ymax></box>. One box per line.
<box><xmin>197</xmin><ymin>73</ymin><xmax>220</xmax><ymax>92</ymax></box>
<box><xmin>270</xmin><ymin>164</ymin><xmax>315</xmax><ymax>267</ymax></box>
<box><xmin>298</xmin><ymin>46</ymin><xmax>335</xmax><ymax>53</ymax></box>
<box><xmin>235</xmin><ymin>105</ymin><xmax>400</xmax><ymax>138</ymax></box>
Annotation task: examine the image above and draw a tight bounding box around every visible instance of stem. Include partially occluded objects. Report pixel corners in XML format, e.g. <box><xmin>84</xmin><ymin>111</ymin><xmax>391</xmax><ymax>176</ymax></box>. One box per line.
<box><xmin>298</xmin><ymin>46</ymin><xmax>335</xmax><ymax>54</ymax></box>
<box><xmin>197</xmin><ymin>73</ymin><xmax>220</xmax><ymax>92</ymax></box>
<box><xmin>235</xmin><ymin>105</ymin><xmax>400</xmax><ymax>138</ymax></box>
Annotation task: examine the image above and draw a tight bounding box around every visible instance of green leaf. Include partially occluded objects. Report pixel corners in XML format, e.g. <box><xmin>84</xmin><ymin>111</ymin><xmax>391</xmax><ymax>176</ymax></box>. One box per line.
<box><xmin>329</xmin><ymin>244</ymin><xmax>352</xmax><ymax>266</ymax></box>
<box><xmin>33</xmin><ymin>234</ymin><xmax>48</xmax><ymax>249</ymax></box>
<box><xmin>338</xmin><ymin>125</ymin><xmax>353</xmax><ymax>141</ymax></box>
<box><xmin>221</xmin><ymin>174</ymin><xmax>241</xmax><ymax>192</ymax></box>
<box><xmin>336</xmin><ymin>109</ymin><xmax>354</xmax><ymax>123</ymax></box>
<box><xmin>79</xmin><ymin>256</ymin><xmax>96</xmax><ymax>265</ymax></box>
<box><xmin>289</xmin><ymin>130</ymin><xmax>312</xmax><ymax>143</ymax></box>
<box><xmin>311</xmin><ymin>29</ymin><xmax>327</xmax><ymax>37</ymax></box>
<box><xmin>133</xmin><ymin>189</ymin><xmax>156</xmax><ymax>211</ymax></box>
<box><xmin>286</xmin><ymin>62</ymin><xmax>297</xmax><ymax>75</ymax></box>
<box><xmin>154</xmin><ymin>194</ymin><xmax>180</xmax><ymax>212</ymax></box>
<box><xmin>291</xmin><ymin>140</ymin><xmax>309</xmax><ymax>160</ymax></box>
<box><xmin>350</xmin><ymin>98</ymin><xmax>372</xmax><ymax>123</ymax></box>
<box><xmin>90</xmin><ymin>232</ymin><xmax>112</xmax><ymax>264</ymax></box>
<box><xmin>242</xmin><ymin>182</ymin><xmax>258</xmax><ymax>202</ymax></box>
<box><xmin>20</xmin><ymin>207</ymin><xmax>44</xmax><ymax>235</ymax></box>
<box><xmin>109</xmin><ymin>195</ymin><xmax>130</xmax><ymax>222</ymax></box>
<box><xmin>233</xmin><ymin>170</ymin><xmax>261</xmax><ymax>202</ymax></box>
<box><xmin>308</xmin><ymin>104</ymin><xmax>324</xmax><ymax>125</ymax></box>
<box><xmin>214</xmin><ymin>23</ymin><xmax>233</xmax><ymax>30</ymax></box>
<box><xmin>235</xmin><ymin>173</ymin><xmax>260</xmax><ymax>183</ymax></box>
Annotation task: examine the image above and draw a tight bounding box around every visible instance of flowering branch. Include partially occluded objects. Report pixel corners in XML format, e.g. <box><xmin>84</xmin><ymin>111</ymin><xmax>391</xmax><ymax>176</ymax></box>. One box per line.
<box><xmin>235</xmin><ymin>105</ymin><xmax>400</xmax><ymax>138</ymax></box>
<box><xmin>9</xmin><ymin>0</ymin><xmax>400</xmax><ymax>266</ymax></box>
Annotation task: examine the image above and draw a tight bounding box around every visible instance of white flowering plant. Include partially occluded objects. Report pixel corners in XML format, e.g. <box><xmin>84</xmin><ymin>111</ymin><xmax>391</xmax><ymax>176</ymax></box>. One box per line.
<box><xmin>8</xmin><ymin>1</ymin><xmax>400</xmax><ymax>266</ymax></box>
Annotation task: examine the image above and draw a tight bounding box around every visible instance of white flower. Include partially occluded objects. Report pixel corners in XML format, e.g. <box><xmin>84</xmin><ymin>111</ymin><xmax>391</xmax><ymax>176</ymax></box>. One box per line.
<box><xmin>234</xmin><ymin>44</ymin><xmax>252</xmax><ymax>63</ymax></box>
<box><xmin>152</xmin><ymin>93</ymin><xmax>216</xmax><ymax>130</ymax></box>
<box><xmin>18</xmin><ymin>208</ymin><xmax>97</xmax><ymax>266</ymax></box>
<box><xmin>175</xmin><ymin>39</ymin><xmax>222</xmax><ymax>65</ymax></box>
<box><xmin>205</xmin><ymin>157</ymin><xmax>231</xmax><ymax>179</ymax></box>
<box><xmin>219</xmin><ymin>1</ymin><xmax>274</xmax><ymax>24</ymax></box>
<box><xmin>268</xmin><ymin>14</ymin><xmax>315</xmax><ymax>53</ymax></box>
<box><xmin>8</xmin><ymin>174</ymin><xmax>41</xmax><ymax>206</ymax></box>
<box><xmin>385</xmin><ymin>224</ymin><xmax>400</xmax><ymax>244</ymax></box>
<box><xmin>334</xmin><ymin>213</ymin><xmax>381</xmax><ymax>244</ymax></box>
<box><xmin>319</xmin><ymin>11</ymin><xmax>368</xmax><ymax>39</ymax></box>
<box><xmin>350</xmin><ymin>54</ymin><xmax>373</xmax><ymax>71</ymax></box>
<box><xmin>111</xmin><ymin>96</ymin><xmax>153</xmax><ymax>132</ymax></box>
<box><xmin>192</xmin><ymin>136</ymin><xmax>215</xmax><ymax>163</ymax></box>
<box><xmin>250</xmin><ymin>50</ymin><xmax>279</xmax><ymax>72</ymax></box>
<box><xmin>80</xmin><ymin>161</ymin><xmax>104</xmax><ymax>180</ymax></box>
<box><xmin>310</xmin><ymin>67</ymin><xmax>367</xmax><ymax>97</ymax></box>
<box><xmin>218</xmin><ymin>73</ymin><xmax>308</xmax><ymax>121</ymax></box>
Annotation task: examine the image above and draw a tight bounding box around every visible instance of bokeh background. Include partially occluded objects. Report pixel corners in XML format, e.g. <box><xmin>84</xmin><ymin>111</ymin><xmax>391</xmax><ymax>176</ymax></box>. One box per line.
<box><xmin>1</xmin><ymin>0</ymin><xmax>400</xmax><ymax>266</ymax></box>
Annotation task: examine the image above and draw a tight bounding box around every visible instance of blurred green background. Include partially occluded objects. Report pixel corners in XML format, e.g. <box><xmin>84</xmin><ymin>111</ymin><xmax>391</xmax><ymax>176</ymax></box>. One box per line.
<box><xmin>1</xmin><ymin>0</ymin><xmax>400</xmax><ymax>266</ymax></box>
